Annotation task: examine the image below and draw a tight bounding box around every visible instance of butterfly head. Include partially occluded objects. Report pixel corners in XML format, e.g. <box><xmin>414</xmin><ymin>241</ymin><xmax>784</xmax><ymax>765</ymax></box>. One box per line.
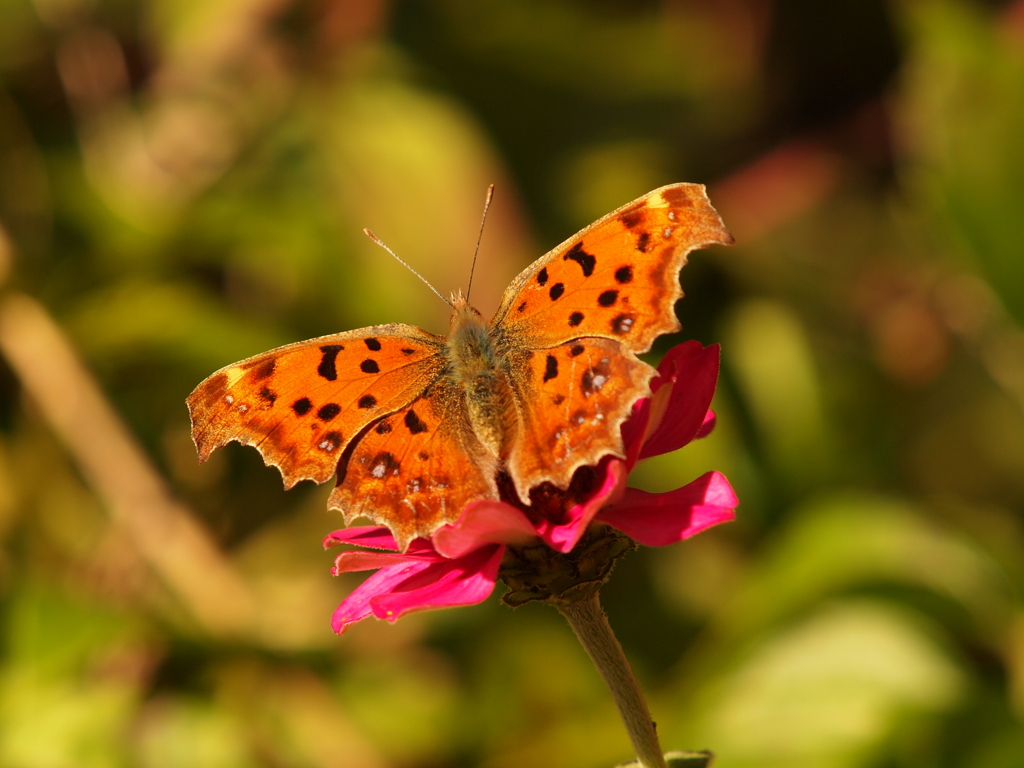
<box><xmin>448</xmin><ymin>290</ymin><xmax>484</xmax><ymax>327</ymax></box>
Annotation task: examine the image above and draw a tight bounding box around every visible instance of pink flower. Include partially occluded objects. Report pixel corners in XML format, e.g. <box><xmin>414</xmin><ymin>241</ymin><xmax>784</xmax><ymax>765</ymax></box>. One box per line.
<box><xmin>325</xmin><ymin>341</ymin><xmax>738</xmax><ymax>633</ymax></box>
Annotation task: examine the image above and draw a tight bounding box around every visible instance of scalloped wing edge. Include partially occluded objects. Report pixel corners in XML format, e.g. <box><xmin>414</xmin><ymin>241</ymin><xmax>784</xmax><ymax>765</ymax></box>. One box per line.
<box><xmin>186</xmin><ymin>323</ymin><xmax>444</xmax><ymax>489</ymax></box>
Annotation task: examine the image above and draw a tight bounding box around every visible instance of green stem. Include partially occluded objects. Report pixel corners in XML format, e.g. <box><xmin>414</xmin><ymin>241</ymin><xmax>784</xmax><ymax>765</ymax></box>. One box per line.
<box><xmin>558</xmin><ymin>593</ymin><xmax>667</xmax><ymax>768</ymax></box>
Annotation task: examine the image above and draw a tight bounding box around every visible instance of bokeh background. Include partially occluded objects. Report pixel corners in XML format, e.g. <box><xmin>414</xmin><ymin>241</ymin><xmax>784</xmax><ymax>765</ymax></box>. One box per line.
<box><xmin>1</xmin><ymin>0</ymin><xmax>1023</xmax><ymax>766</ymax></box>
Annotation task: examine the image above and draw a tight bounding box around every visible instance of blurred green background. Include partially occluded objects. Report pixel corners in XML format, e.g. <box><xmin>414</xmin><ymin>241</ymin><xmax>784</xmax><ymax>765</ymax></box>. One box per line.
<box><xmin>1</xmin><ymin>0</ymin><xmax>1024</xmax><ymax>766</ymax></box>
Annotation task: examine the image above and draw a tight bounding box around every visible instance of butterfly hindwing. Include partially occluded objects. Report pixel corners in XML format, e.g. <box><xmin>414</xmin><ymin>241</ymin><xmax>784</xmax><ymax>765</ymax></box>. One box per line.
<box><xmin>502</xmin><ymin>337</ymin><xmax>654</xmax><ymax>499</ymax></box>
<box><xmin>187</xmin><ymin>325</ymin><xmax>445</xmax><ymax>490</ymax></box>
<box><xmin>493</xmin><ymin>183</ymin><xmax>732</xmax><ymax>353</ymax></box>
<box><xmin>329</xmin><ymin>377</ymin><xmax>498</xmax><ymax>549</ymax></box>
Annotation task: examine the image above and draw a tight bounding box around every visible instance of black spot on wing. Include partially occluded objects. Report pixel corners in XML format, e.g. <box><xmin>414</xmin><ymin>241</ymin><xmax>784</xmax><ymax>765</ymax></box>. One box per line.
<box><xmin>611</xmin><ymin>314</ymin><xmax>635</xmax><ymax>335</ymax></box>
<box><xmin>375</xmin><ymin>420</ymin><xmax>392</xmax><ymax>435</ymax></box>
<box><xmin>620</xmin><ymin>205</ymin><xmax>646</xmax><ymax>229</ymax></box>
<box><xmin>570</xmin><ymin>344</ymin><xmax>585</xmax><ymax>357</ymax></box>
<box><xmin>537</xmin><ymin>267</ymin><xmax>548</xmax><ymax>286</ymax></box>
<box><xmin>517</xmin><ymin>301</ymin><xmax>527</xmax><ymax>313</ymax></box>
<box><xmin>549</xmin><ymin>283</ymin><xmax>565</xmax><ymax>301</ymax></box>
<box><xmin>251</xmin><ymin>358</ymin><xmax>276</xmax><ymax>380</ymax></box>
<box><xmin>615</xmin><ymin>265</ymin><xmax>634</xmax><ymax>284</ymax></box>
<box><xmin>543</xmin><ymin>354</ymin><xmax>559</xmax><ymax>382</ymax></box>
<box><xmin>259</xmin><ymin>387</ymin><xmax>277</xmax><ymax>406</ymax></box>
<box><xmin>292</xmin><ymin>397</ymin><xmax>313</xmax><ymax>416</ymax></box>
<box><xmin>581</xmin><ymin>358</ymin><xmax>612</xmax><ymax>397</ymax></box>
<box><xmin>364</xmin><ymin>338</ymin><xmax>382</xmax><ymax>351</ymax></box>
<box><xmin>318</xmin><ymin>345</ymin><xmax>343</xmax><ymax>381</ymax></box>
<box><xmin>317</xmin><ymin>403</ymin><xmax>341</xmax><ymax>421</ymax></box>
<box><xmin>404</xmin><ymin>409</ymin><xmax>428</xmax><ymax>434</ymax></box>
<box><xmin>360</xmin><ymin>359</ymin><xmax>380</xmax><ymax>374</ymax></box>
<box><xmin>598</xmin><ymin>290</ymin><xmax>619</xmax><ymax>307</ymax></box>
<box><xmin>661</xmin><ymin>186</ymin><xmax>695</xmax><ymax>207</ymax></box>
<box><xmin>318</xmin><ymin>430</ymin><xmax>343</xmax><ymax>453</ymax></box>
<box><xmin>369</xmin><ymin>451</ymin><xmax>400</xmax><ymax>478</ymax></box>
<box><xmin>636</xmin><ymin>232</ymin><xmax>650</xmax><ymax>253</ymax></box>
<box><xmin>564</xmin><ymin>242</ymin><xmax>596</xmax><ymax>277</ymax></box>
<box><xmin>401</xmin><ymin>348</ymin><xmax>415</xmax><ymax>355</ymax></box>
<box><xmin>569</xmin><ymin>311</ymin><xmax>584</xmax><ymax>327</ymax></box>
<box><xmin>358</xmin><ymin>395</ymin><xmax>377</xmax><ymax>409</ymax></box>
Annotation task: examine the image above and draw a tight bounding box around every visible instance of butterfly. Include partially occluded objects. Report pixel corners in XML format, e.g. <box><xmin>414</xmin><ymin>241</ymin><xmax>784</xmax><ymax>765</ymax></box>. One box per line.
<box><xmin>187</xmin><ymin>184</ymin><xmax>733</xmax><ymax>550</ymax></box>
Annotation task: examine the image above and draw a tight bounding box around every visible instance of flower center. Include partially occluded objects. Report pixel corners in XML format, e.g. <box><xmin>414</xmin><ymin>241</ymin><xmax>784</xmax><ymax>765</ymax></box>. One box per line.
<box><xmin>499</xmin><ymin>523</ymin><xmax>635</xmax><ymax>607</ymax></box>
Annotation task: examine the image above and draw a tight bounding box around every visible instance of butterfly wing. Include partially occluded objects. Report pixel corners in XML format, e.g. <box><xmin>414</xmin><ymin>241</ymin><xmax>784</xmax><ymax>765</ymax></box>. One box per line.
<box><xmin>493</xmin><ymin>183</ymin><xmax>732</xmax><ymax>497</ymax></box>
<box><xmin>501</xmin><ymin>337</ymin><xmax>653</xmax><ymax>492</ymax></box>
<box><xmin>188</xmin><ymin>325</ymin><xmax>498</xmax><ymax>545</ymax></box>
<box><xmin>494</xmin><ymin>183</ymin><xmax>732</xmax><ymax>349</ymax></box>
<box><xmin>328</xmin><ymin>376</ymin><xmax>499</xmax><ymax>549</ymax></box>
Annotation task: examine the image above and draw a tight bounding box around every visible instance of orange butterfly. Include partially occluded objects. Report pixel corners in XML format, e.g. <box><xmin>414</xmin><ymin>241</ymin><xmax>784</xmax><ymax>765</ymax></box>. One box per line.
<box><xmin>187</xmin><ymin>184</ymin><xmax>733</xmax><ymax>549</ymax></box>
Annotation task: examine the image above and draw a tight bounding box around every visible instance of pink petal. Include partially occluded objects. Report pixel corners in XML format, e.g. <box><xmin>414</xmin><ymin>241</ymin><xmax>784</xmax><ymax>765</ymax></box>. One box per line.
<box><xmin>331</xmin><ymin>544</ymin><xmax>503</xmax><ymax>634</ymax></box>
<box><xmin>597</xmin><ymin>471</ymin><xmax>737</xmax><ymax>547</ymax></box>
<box><xmin>331</xmin><ymin>558</ymin><xmax>436</xmax><ymax>632</ymax></box>
<box><xmin>369</xmin><ymin>544</ymin><xmax>503</xmax><ymax>620</ymax></box>
<box><xmin>332</xmin><ymin>547</ymin><xmax>442</xmax><ymax>575</ymax></box>
<box><xmin>432</xmin><ymin>499</ymin><xmax>539</xmax><ymax>558</ymax></box>
<box><xmin>639</xmin><ymin>343</ymin><xmax>720</xmax><ymax>460</ymax></box>
<box><xmin>323</xmin><ymin>526</ymin><xmax>399</xmax><ymax>551</ymax></box>
<box><xmin>694</xmin><ymin>409</ymin><xmax>717</xmax><ymax>440</ymax></box>
<box><xmin>535</xmin><ymin>458</ymin><xmax>628</xmax><ymax>553</ymax></box>
<box><xmin>621</xmin><ymin>397</ymin><xmax>652</xmax><ymax>462</ymax></box>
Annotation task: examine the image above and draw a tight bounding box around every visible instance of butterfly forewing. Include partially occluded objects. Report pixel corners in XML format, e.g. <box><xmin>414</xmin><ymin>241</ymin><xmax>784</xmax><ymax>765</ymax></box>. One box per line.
<box><xmin>187</xmin><ymin>325</ymin><xmax>445</xmax><ymax>489</ymax></box>
<box><xmin>494</xmin><ymin>184</ymin><xmax>732</xmax><ymax>353</ymax></box>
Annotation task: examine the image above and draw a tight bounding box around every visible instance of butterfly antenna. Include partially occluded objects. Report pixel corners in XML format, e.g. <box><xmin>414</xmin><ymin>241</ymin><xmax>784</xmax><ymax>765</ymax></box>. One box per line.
<box><xmin>465</xmin><ymin>184</ymin><xmax>495</xmax><ymax>304</ymax></box>
<box><xmin>363</xmin><ymin>229</ymin><xmax>453</xmax><ymax>309</ymax></box>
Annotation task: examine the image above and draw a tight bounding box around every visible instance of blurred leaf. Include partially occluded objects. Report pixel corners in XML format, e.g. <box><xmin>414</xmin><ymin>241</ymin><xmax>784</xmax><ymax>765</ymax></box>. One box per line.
<box><xmin>679</xmin><ymin>600</ymin><xmax>966</xmax><ymax>768</ymax></box>
<box><xmin>665</xmin><ymin>752</ymin><xmax>715</xmax><ymax>768</ymax></box>
<box><xmin>714</xmin><ymin>493</ymin><xmax>1011</xmax><ymax>643</ymax></box>
<box><xmin>314</xmin><ymin>64</ymin><xmax>526</xmax><ymax>327</ymax></box>
<box><xmin>67</xmin><ymin>281</ymin><xmax>288</xmax><ymax>370</ymax></box>
<box><xmin>134</xmin><ymin>698</ymin><xmax>256</xmax><ymax>768</ymax></box>
<box><xmin>0</xmin><ymin>585</ymin><xmax>149</xmax><ymax>768</ymax></box>
<box><xmin>898</xmin><ymin>0</ymin><xmax>1024</xmax><ymax>322</ymax></box>
<box><xmin>721</xmin><ymin>299</ymin><xmax>833</xmax><ymax>490</ymax></box>
<box><xmin>337</xmin><ymin>652</ymin><xmax>460</xmax><ymax>764</ymax></box>
<box><xmin>423</xmin><ymin>0</ymin><xmax>752</xmax><ymax>99</ymax></box>
<box><xmin>617</xmin><ymin>751</ymin><xmax>714</xmax><ymax>768</ymax></box>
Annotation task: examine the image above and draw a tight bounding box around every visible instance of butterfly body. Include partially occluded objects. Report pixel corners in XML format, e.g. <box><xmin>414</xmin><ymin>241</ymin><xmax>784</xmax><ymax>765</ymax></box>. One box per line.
<box><xmin>188</xmin><ymin>184</ymin><xmax>732</xmax><ymax>549</ymax></box>
<box><xmin>445</xmin><ymin>294</ymin><xmax>514</xmax><ymax>461</ymax></box>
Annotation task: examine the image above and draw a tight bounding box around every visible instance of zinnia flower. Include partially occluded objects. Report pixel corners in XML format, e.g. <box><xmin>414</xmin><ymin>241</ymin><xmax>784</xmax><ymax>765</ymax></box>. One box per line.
<box><xmin>324</xmin><ymin>341</ymin><xmax>738</xmax><ymax>633</ymax></box>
